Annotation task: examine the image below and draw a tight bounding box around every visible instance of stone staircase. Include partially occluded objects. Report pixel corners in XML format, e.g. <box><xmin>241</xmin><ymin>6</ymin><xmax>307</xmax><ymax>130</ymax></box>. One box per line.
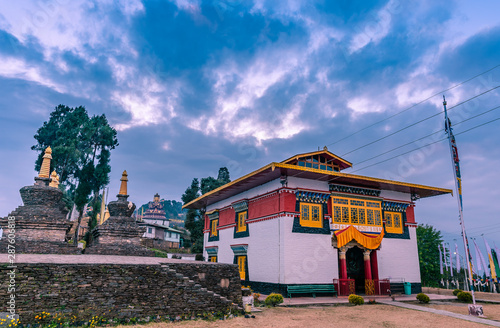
<box><xmin>160</xmin><ymin>265</ymin><xmax>242</xmax><ymax>312</ymax></box>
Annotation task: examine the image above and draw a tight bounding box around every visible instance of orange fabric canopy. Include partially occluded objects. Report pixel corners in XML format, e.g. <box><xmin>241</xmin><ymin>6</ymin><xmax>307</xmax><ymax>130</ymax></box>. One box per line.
<box><xmin>334</xmin><ymin>225</ymin><xmax>384</xmax><ymax>250</ymax></box>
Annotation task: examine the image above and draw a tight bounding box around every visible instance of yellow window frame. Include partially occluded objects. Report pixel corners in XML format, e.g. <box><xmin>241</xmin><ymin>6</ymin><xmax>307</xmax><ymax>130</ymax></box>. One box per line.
<box><xmin>300</xmin><ymin>202</ymin><xmax>323</xmax><ymax>228</ymax></box>
<box><xmin>332</xmin><ymin>196</ymin><xmax>382</xmax><ymax>227</ymax></box>
<box><xmin>211</xmin><ymin>219</ymin><xmax>218</xmax><ymax>236</ymax></box>
<box><xmin>237</xmin><ymin>211</ymin><xmax>247</xmax><ymax>232</ymax></box>
<box><xmin>238</xmin><ymin>256</ymin><xmax>246</xmax><ymax>280</ymax></box>
<box><xmin>209</xmin><ymin>256</ymin><xmax>217</xmax><ymax>262</ymax></box>
<box><xmin>385</xmin><ymin>212</ymin><xmax>403</xmax><ymax>234</ymax></box>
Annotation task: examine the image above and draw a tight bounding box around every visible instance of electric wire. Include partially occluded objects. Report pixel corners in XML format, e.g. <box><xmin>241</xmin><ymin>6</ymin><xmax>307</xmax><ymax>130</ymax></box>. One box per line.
<box><xmin>353</xmin><ymin>104</ymin><xmax>500</xmax><ymax>166</ymax></box>
<box><xmin>326</xmin><ymin>63</ymin><xmax>500</xmax><ymax>147</ymax></box>
<box><xmin>341</xmin><ymin>85</ymin><xmax>500</xmax><ymax>157</ymax></box>
<box><xmin>349</xmin><ymin>116</ymin><xmax>500</xmax><ymax>173</ymax></box>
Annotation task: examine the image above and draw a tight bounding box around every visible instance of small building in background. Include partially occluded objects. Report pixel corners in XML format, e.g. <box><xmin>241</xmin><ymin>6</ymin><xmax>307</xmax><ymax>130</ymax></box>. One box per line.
<box><xmin>138</xmin><ymin>193</ymin><xmax>181</xmax><ymax>249</ymax></box>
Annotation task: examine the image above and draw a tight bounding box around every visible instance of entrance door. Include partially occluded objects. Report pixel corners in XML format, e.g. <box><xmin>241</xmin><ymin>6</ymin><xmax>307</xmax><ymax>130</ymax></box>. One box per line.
<box><xmin>346</xmin><ymin>247</ymin><xmax>365</xmax><ymax>294</ymax></box>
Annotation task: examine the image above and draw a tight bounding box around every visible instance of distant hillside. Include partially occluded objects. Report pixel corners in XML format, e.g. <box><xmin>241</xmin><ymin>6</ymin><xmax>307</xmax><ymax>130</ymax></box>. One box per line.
<box><xmin>136</xmin><ymin>199</ymin><xmax>186</xmax><ymax>228</ymax></box>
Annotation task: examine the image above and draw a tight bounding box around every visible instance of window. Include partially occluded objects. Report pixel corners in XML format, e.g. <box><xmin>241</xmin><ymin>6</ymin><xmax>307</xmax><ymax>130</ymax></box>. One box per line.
<box><xmin>297</xmin><ymin>155</ymin><xmax>340</xmax><ymax>172</ymax></box>
<box><xmin>211</xmin><ymin>219</ymin><xmax>218</xmax><ymax>236</ymax></box>
<box><xmin>147</xmin><ymin>227</ymin><xmax>152</xmax><ymax>234</ymax></box>
<box><xmin>237</xmin><ymin>256</ymin><xmax>246</xmax><ymax>280</ymax></box>
<box><xmin>209</xmin><ymin>256</ymin><xmax>217</xmax><ymax>262</ymax></box>
<box><xmin>332</xmin><ymin>196</ymin><xmax>382</xmax><ymax>227</ymax></box>
<box><xmin>300</xmin><ymin>203</ymin><xmax>323</xmax><ymax>228</ymax></box>
<box><xmin>385</xmin><ymin>212</ymin><xmax>403</xmax><ymax>234</ymax></box>
<box><xmin>237</xmin><ymin>211</ymin><xmax>247</xmax><ymax>232</ymax></box>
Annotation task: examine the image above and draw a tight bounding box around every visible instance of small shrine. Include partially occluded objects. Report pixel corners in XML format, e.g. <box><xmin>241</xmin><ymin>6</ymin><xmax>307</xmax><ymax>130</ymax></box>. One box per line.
<box><xmin>0</xmin><ymin>147</ymin><xmax>80</xmax><ymax>254</ymax></box>
<box><xmin>85</xmin><ymin>171</ymin><xmax>155</xmax><ymax>256</ymax></box>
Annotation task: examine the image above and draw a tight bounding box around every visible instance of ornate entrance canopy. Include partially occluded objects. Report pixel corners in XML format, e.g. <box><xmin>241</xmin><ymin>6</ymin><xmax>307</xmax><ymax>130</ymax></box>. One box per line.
<box><xmin>334</xmin><ymin>225</ymin><xmax>384</xmax><ymax>250</ymax></box>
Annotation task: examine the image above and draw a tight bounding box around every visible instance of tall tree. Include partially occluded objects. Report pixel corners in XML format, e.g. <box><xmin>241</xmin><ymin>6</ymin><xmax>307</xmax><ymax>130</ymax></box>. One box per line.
<box><xmin>182</xmin><ymin>178</ymin><xmax>202</xmax><ymax>252</ymax></box>
<box><xmin>200</xmin><ymin>167</ymin><xmax>231</xmax><ymax>195</ymax></box>
<box><xmin>32</xmin><ymin>104</ymin><xmax>118</xmax><ymax>242</ymax></box>
<box><xmin>182</xmin><ymin>168</ymin><xmax>231</xmax><ymax>254</ymax></box>
<box><xmin>416</xmin><ymin>224</ymin><xmax>443</xmax><ymax>287</ymax></box>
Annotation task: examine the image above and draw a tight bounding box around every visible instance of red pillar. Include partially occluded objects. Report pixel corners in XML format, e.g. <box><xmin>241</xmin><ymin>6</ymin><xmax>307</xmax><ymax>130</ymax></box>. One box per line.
<box><xmin>339</xmin><ymin>248</ymin><xmax>347</xmax><ymax>279</ymax></box>
<box><xmin>371</xmin><ymin>250</ymin><xmax>379</xmax><ymax>280</ymax></box>
<box><xmin>364</xmin><ymin>250</ymin><xmax>372</xmax><ymax>280</ymax></box>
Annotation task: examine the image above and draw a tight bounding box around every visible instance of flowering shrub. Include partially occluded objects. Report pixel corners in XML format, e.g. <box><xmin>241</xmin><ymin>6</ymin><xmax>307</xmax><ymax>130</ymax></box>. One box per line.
<box><xmin>348</xmin><ymin>294</ymin><xmax>364</xmax><ymax>305</ymax></box>
<box><xmin>265</xmin><ymin>293</ymin><xmax>284</xmax><ymax>307</ymax></box>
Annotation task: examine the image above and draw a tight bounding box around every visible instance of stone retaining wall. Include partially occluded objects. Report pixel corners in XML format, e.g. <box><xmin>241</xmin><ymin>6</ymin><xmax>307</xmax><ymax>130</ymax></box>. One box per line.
<box><xmin>0</xmin><ymin>260</ymin><xmax>242</xmax><ymax>323</ymax></box>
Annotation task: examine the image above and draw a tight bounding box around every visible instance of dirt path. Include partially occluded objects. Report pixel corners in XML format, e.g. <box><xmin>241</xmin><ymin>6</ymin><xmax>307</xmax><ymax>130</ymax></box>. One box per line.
<box><xmin>117</xmin><ymin>304</ymin><xmax>496</xmax><ymax>328</ymax></box>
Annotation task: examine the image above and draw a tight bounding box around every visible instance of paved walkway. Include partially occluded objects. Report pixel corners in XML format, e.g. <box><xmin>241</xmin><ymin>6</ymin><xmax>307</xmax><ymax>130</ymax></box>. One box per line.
<box><xmin>378</xmin><ymin>299</ymin><xmax>500</xmax><ymax>327</ymax></box>
<box><xmin>280</xmin><ymin>293</ymin><xmax>455</xmax><ymax>306</ymax></box>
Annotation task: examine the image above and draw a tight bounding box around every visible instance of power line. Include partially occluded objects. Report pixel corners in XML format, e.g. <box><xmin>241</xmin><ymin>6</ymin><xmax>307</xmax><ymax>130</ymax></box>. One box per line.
<box><xmin>326</xmin><ymin>64</ymin><xmax>500</xmax><ymax>147</ymax></box>
<box><xmin>349</xmin><ymin>116</ymin><xmax>500</xmax><ymax>173</ymax></box>
<box><xmin>353</xmin><ymin>104</ymin><xmax>500</xmax><ymax>166</ymax></box>
<box><xmin>341</xmin><ymin>85</ymin><xmax>500</xmax><ymax>157</ymax></box>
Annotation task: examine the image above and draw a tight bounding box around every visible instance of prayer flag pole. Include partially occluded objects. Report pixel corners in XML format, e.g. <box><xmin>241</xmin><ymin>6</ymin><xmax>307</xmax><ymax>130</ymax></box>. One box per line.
<box><xmin>442</xmin><ymin>96</ymin><xmax>476</xmax><ymax>305</ymax></box>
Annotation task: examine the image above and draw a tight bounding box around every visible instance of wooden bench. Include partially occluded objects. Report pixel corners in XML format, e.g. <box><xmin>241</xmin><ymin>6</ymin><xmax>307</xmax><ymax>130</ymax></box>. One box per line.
<box><xmin>287</xmin><ymin>284</ymin><xmax>337</xmax><ymax>298</ymax></box>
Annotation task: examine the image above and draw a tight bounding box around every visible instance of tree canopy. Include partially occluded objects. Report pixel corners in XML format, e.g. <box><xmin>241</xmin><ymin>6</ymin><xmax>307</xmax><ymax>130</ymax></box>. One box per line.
<box><xmin>182</xmin><ymin>167</ymin><xmax>231</xmax><ymax>253</ymax></box>
<box><xmin>416</xmin><ymin>224</ymin><xmax>443</xmax><ymax>287</ymax></box>
<box><xmin>32</xmin><ymin>104</ymin><xmax>118</xmax><ymax>211</ymax></box>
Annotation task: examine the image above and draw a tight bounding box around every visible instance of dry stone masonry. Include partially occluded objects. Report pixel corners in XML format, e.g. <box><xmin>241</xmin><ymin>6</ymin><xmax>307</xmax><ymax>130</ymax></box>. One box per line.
<box><xmin>0</xmin><ymin>147</ymin><xmax>80</xmax><ymax>254</ymax></box>
<box><xmin>0</xmin><ymin>258</ymin><xmax>242</xmax><ymax>323</ymax></box>
<box><xmin>85</xmin><ymin>171</ymin><xmax>155</xmax><ymax>256</ymax></box>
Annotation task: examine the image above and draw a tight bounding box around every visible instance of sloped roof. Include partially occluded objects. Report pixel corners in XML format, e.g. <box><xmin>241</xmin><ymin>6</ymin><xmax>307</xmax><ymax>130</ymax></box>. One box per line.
<box><xmin>280</xmin><ymin>149</ymin><xmax>352</xmax><ymax>170</ymax></box>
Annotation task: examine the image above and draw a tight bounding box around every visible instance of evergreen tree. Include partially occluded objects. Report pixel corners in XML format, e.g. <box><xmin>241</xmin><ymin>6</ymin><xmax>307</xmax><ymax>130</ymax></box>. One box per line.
<box><xmin>182</xmin><ymin>168</ymin><xmax>231</xmax><ymax>253</ymax></box>
<box><xmin>416</xmin><ymin>224</ymin><xmax>443</xmax><ymax>287</ymax></box>
<box><xmin>182</xmin><ymin>179</ymin><xmax>202</xmax><ymax>252</ymax></box>
<box><xmin>32</xmin><ymin>104</ymin><xmax>118</xmax><ymax>242</ymax></box>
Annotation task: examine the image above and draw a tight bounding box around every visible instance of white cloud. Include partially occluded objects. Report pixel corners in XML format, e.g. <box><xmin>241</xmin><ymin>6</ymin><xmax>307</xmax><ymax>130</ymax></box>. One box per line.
<box><xmin>349</xmin><ymin>0</ymin><xmax>396</xmax><ymax>53</ymax></box>
<box><xmin>0</xmin><ymin>56</ymin><xmax>64</xmax><ymax>92</ymax></box>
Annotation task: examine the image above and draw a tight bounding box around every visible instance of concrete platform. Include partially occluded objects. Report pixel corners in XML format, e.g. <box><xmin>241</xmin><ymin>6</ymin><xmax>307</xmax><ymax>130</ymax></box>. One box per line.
<box><xmin>278</xmin><ymin>293</ymin><xmax>455</xmax><ymax>307</ymax></box>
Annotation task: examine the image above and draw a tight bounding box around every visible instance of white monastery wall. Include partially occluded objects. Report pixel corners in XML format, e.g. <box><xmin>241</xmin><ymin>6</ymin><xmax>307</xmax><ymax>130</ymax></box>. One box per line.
<box><xmin>377</xmin><ymin>227</ymin><xmax>421</xmax><ymax>283</ymax></box>
<box><xmin>379</xmin><ymin>190</ymin><xmax>411</xmax><ymax>202</ymax></box>
<box><xmin>204</xmin><ymin>216</ymin><xmax>282</xmax><ymax>284</ymax></box>
<box><xmin>206</xmin><ymin>179</ymin><xmax>282</xmax><ymax>212</ymax></box>
<box><xmin>286</xmin><ymin>177</ymin><xmax>329</xmax><ymax>192</ymax></box>
<box><xmin>283</xmin><ymin>216</ymin><xmax>339</xmax><ymax>284</ymax></box>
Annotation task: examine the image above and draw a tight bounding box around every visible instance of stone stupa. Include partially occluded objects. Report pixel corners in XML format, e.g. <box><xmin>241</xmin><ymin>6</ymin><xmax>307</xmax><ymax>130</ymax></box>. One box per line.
<box><xmin>85</xmin><ymin>171</ymin><xmax>155</xmax><ymax>256</ymax></box>
<box><xmin>0</xmin><ymin>147</ymin><xmax>81</xmax><ymax>254</ymax></box>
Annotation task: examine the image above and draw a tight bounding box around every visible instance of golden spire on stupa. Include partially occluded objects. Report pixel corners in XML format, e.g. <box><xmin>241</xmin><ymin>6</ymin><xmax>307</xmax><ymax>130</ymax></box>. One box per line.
<box><xmin>118</xmin><ymin>170</ymin><xmax>128</xmax><ymax>196</ymax></box>
<box><xmin>49</xmin><ymin>170</ymin><xmax>60</xmax><ymax>188</ymax></box>
<box><xmin>38</xmin><ymin>146</ymin><xmax>52</xmax><ymax>178</ymax></box>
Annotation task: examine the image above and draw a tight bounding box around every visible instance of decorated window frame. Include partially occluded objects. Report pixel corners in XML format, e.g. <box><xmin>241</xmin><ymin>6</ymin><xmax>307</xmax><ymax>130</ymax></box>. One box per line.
<box><xmin>292</xmin><ymin>191</ymin><xmax>330</xmax><ymax>234</ymax></box>
<box><xmin>331</xmin><ymin>195</ymin><xmax>382</xmax><ymax>228</ymax></box>
<box><xmin>231</xmin><ymin>244</ymin><xmax>248</xmax><ymax>282</ymax></box>
<box><xmin>206</xmin><ymin>246</ymin><xmax>218</xmax><ymax>263</ymax></box>
<box><xmin>233</xmin><ymin>200</ymin><xmax>250</xmax><ymax>239</ymax></box>
<box><xmin>207</xmin><ymin>210</ymin><xmax>219</xmax><ymax>242</ymax></box>
<box><xmin>382</xmin><ymin>201</ymin><xmax>410</xmax><ymax>239</ymax></box>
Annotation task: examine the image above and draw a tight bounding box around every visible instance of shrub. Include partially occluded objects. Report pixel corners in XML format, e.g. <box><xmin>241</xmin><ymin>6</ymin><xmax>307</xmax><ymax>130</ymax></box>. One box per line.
<box><xmin>348</xmin><ymin>294</ymin><xmax>364</xmax><ymax>305</ymax></box>
<box><xmin>457</xmin><ymin>291</ymin><xmax>473</xmax><ymax>303</ymax></box>
<box><xmin>265</xmin><ymin>293</ymin><xmax>284</xmax><ymax>307</ymax></box>
<box><xmin>453</xmin><ymin>289</ymin><xmax>463</xmax><ymax>296</ymax></box>
<box><xmin>195</xmin><ymin>254</ymin><xmax>204</xmax><ymax>261</ymax></box>
<box><xmin>416</xmin><ymin>293</ymin><xmax>430</xmax><ymax>303</ymax></box>
<box><xmin>253</xmin><ymin>293</ymin><xmax>261</xmax><ymax>305</ymax></box>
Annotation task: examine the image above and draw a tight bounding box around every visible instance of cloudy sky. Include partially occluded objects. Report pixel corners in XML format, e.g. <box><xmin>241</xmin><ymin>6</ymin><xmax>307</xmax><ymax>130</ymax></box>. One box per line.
<box><xmin>0</xmin><ymin>0</ymin><xmax>499</xmax><ymax>266</ymax></box>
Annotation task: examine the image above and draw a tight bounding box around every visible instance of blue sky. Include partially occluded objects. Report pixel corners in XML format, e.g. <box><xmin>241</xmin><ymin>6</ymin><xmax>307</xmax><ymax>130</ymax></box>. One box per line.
<box><xmin>0</xmin><ymin>0</ymin><xmax>499</xmax><ymax>267</ymax></box>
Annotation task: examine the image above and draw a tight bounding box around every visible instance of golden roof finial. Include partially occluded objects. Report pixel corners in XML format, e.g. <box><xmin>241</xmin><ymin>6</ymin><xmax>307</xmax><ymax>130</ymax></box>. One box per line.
<box><xmin>38</xmin><ymin>146</ymin><xmax>52</xmax><ymax>178</ymax></box>
<box><xmin>118</xmin><ymin>170</ymin><xmax>128</xmax><ymax>196</ymax></box>
<box><xmin>49</xmin><ymin>170</ymin><xmax>60</xmax><ymax>188</ymax></box>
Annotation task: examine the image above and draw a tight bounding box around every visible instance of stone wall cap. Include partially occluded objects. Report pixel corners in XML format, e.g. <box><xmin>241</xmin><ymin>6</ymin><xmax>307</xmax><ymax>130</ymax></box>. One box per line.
<box><xmin>0</xmin><ymin>254</ymin><xmax>238</xmax><ymax>266</ymax></box>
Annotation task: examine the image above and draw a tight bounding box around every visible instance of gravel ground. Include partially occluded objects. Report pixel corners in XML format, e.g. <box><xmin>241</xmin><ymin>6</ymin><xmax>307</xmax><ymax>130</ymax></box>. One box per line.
<box><xmin>116</xmin><ymin>303</ymin><xmax>498</xmax><ymax>328</ymax></box>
